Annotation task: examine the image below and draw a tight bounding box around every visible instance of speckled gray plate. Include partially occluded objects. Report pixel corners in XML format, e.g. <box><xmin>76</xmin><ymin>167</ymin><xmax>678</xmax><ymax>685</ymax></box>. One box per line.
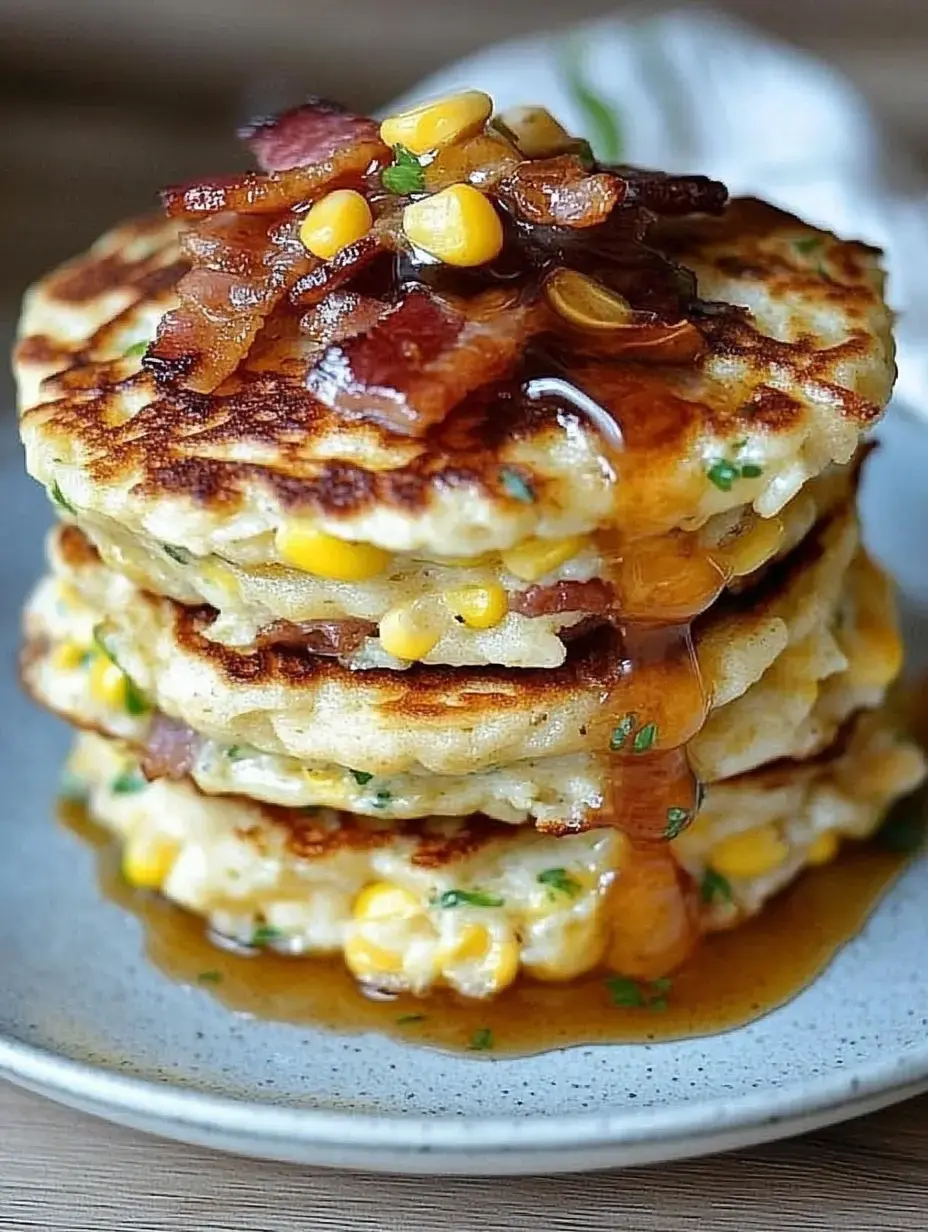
<box><xmin>1</xmin><ymin>407</ymin><xmax>926</xmax><ymax>1175</ymax></box>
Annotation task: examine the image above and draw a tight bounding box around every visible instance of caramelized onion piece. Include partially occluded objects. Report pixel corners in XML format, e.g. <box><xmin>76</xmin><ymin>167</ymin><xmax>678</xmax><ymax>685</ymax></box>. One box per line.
<box><xmin>497</xmin><ymin>155</ymin><xmax>625</xmax><ymax>228</ymax></box>
<box><xmin>240</xmin><ymin>98</ymin><xmax>382</xmax><ymax>172</ymax></box>
<box><xmin>307</xmin><ymin>287</ymin><xmax>546</xmax><ymax>436</ymax></box>
<box><xmin>618</xmin><ymin>168</ymin><xmax>728</xmax><ymax>216</ymax></box>
<box><xmin>161</xmin><ymin>139</ymin><xmax>388</xmax><ymax>219</ymax></box>
<box><xmin>544</xmin><ymin>267</ymin><xmax>633</xmax><ymax>330</ymax></box>
<box><xmin>423</xmin><ymin>132</ymin><xmax>522</xmax><ymax>192</ymax></box>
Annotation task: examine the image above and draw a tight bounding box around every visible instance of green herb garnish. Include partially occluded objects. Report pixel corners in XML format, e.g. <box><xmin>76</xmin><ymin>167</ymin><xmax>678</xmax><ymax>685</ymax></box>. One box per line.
<box><xmin>111</xmin><ymin>771</ymin><xmax>145</xmax><ymax>795</ymax></box>
<box><xmin>225</xmin><ymin>745</ymin><xmax>249</xmax><ymax>762</ymax></box>
<box><xmin>707</xmin><ymin>458</ymin><xmax>763</xmax><ymax>491</ymax></box>
<box><xmin>664</xmin><ymin>807</ymin><xmax>691</xmax><ymax>840</ymax></box>
<box><xmin>396</xmin><ymin>1013</ymin><xmax>425</xmax><ymax>1025</ymax></box>
<box><xmin>251</xmin><ymin>924</ymin><xmax>285</xmax><ymax>946</ymax></box>
<box><xmin>371</xmin><ymin>789</ymin><xmax>392</xmax><ymax>810</ymax></box>
<box><xmin>49</xmin><ymin>480</ymin><xmax>76</xmax><ymax>516</ymax></box>
<box><xmin>561</xmin><ymin>37</ymin><xmax>623</xmax><ymax>161</ymax></box>
<box><xmin>537</xmin><ymin>868</ymin><xmax>581</xmax><ymax>898</ymax></box>
<box><xmin>436</xmin><ymin>889</ymin><xmax>504</xmax><ymax>909</ymax></box>
<box><xmin>381</xmin><ymin>144</ymin><xmax>426</xmax><ymax>195</ymax></box>
<box><xmin>794</xmin><ymin>235</ymin><xmax>823</xmax><ymax>256</ymax></box>
<box><xmin>499</xmin><ymin>467</ymin><xmax>535</xmax><ymax>504</ymax></box>
<box><xmin>632</xmin><ymin>722</ymin><xmax>658</xmax><ymax>754</ymax></box>
<box><xmin>196</xmin><ymin>970</ymin><xmax>222</xmax><ymax>985</ymax></box>
<box><xmin>700</xmin><ymin>868</ymin><xmax>733</xmax><ymax>905</ymax></box>
<box><xmin>351</xmin><ymin>770</ymin><xmax>374</xmax><ymax>786</ymax></box>
<box><xmin>468</xmin><ymin>1027</ymin><xmax>494</xmax><ymax>1051</ymax></box>
<box><xmin>607</xmin><ymin>975</ymin><xmax>672</xmax><ymax>1011</ymax></box>
<box><xmin>162</xmin><ymin>543</ymin><xmax>192</xmax><ymax>565</ymax></box>
<box><xmin>740</xmin><ymin>463</ymin><xmax>763</xmax><ymax>479</ymax></box>
<box><xmin>123</xmin><ymin>676</ymin><xmax>150</xmax><ymax>717</ymax></box>
<box><xmin>123</xmin><ymin>340</ymin><xmax>148</xmax><ymax>358</ymax></box>
<box><xmin>609</xmin><ymin>713</ymin><xmax>637</xmax><ymax>751</ymax></box>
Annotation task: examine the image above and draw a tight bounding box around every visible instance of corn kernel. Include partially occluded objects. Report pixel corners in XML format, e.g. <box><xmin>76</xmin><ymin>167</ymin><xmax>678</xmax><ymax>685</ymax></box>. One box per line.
<box><xmin>381</xmin><ymin>90</ymin><xmax>493</xmax><ymax>155</ymax></box>
<box><xmin>710</xmin><ymin>824</ymin><xmax>790</xmax><ymax>881</ymax></box>
<box><xmin>122</xmin><ymin>834</ymin><xmax>179</xmax><ymax>890</ymax></box>
<box><xmin>402</xmin><ymin>184</ymin><xmax>503</xmax><ymax>268</ymax></box>
<box><xmin>495</xmin><ymin>106</ymin><xmax>573</xmax><ymax>158</ymax></box>
<box><xmin>353</xmin><ymin>881</ymin><xmax>421</xmax><ymax>922</ymax></box>
<box><xmin>439</xmin><ymin>924</ymin><xmax>519</xmax><ymax>994</ymax></box>
<box><xmin>501</xmin><ymin>535</ymin><xmax>586</xmax><ymax>582</ymax></box>
<box><xmin>298</xmin><ymin>189</ymin><xmax>373</xmax><ymax>261</ymax></box>
<box><xmin>51</xmin><ymin>640</ymin><xmax>88</xmax><ymax>672</ymax></box>
<box><xmin>88</xmin><ymin>655</ymin><xmax>127</xmax><ymax>709</ymax></box>
<box><xmin>275</xmin><ymin>521</ymin><xmax>390</xmax><ymax>581</ymax></box>
<box><xmin>444</xmin><ymin>584</ymin><xmax>508</xmax><ymax>630</ymax></box>
<box><xmin>379</xmin><ymin>602</ymin><xmax>442</xmax><ymax>661</ymax></box>
<box><xmin>344</xmin><ymin>934</ymin><xmax>404</xmax><ymax>978</ymax></box>
<box><xmin>807</xmin><ymin>831</ymin><xmax>840</xmax><ymax>866</ymax></box>
<box><xmin>524</xmin><ymin>918</ymin><xmax>605</xmax><ymax>981</ymax></box>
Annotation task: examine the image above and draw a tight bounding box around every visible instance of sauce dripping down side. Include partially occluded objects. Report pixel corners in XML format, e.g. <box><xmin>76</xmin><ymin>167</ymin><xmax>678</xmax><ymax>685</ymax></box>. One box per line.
<box><xmin>60</xmin><ymin>801</ymin><xmax>914</xmax><ymax>1056</ymax></box>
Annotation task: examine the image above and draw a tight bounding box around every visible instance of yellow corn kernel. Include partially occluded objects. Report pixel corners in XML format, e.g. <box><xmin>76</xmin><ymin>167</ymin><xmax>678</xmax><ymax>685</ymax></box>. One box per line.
<box><xmin>716</xmin><ymin>514</ymin><xmax>785</xmax><ymax>578</ymax></box>
<box><xmin>298</xmin><ymin>189</ymin><xmax>372</xmax><ymax>261</ymax></box>
<box><xmin>501</xmin><ymin>535</ymin><xmax>586</xmax><ymax>582</ymax></box>
<box><xmin>51</xmin><ymin>640</ymin><xmax>88</xmax><ymax>672</ymax></box>
<box><xmin>525</xmin><ymin>918</ymin><xmax>606</xmax><ymax>982</ymax></box>
<box><xmin>88</xmin><ymin>655</ymin><xmax>128</xmax><ymax>709</ymax></box>
<box><xmin>402</xmin><ymin>184</ymin><xmax>503</xmax><ymax>268</ymax></box>
<box><xmin>444</xmin><ymin>584</ymin><xmax>508</xmax><ymax>630</ymax></box>
<box><xmin>275</xmin><ymin>521</ymin><xmax>390</xmax><ymax>581</ymax></box>
<box><xmin>344</xmin><ymin>934</ymin><xmax>404</xmax><ymax>979</ymax></box>
<box><xmin>301</xmin><ymin>768</ymin><xmax>344</xmax><ymax>796</ymax></box>
<box><xmin>381</xmin><ymin>90</ymin><xmax>493</xmax><ymax>155</ymax></box>
<box><xmin>353</xmin><ymin>881</ymin><xmax>422</xmax><ymax>923</ymax></box>
<box><xmin>709</xmin><ymin>824</ymin><xmax>790</xmax><ymax>881</ymax></box>
<box><xmin>122</xmin><ymin>835</ymin><xmax>179</xmax><ymax>890</ymax></box>
<box><xmin>379</xmin><ymin>602</ymin><xmax>442</xmax><ymax>661</ymax></box>
<box><xmin>439</xmin><ymin>925</ymin><xmax>519</xmax><ymax>993</ymax></box>
<box><xmin>807</xmin><ymin>831</ymin><xmax>840</xmax><ymax>866</ymax></box>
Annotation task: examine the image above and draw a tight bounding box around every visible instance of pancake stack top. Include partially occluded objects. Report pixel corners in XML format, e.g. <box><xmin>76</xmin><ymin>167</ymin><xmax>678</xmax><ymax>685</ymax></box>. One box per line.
<box><xmin>16</xmin><ymin>94</ymin><xmax>925</xmax><ymax>1000</ymax></box>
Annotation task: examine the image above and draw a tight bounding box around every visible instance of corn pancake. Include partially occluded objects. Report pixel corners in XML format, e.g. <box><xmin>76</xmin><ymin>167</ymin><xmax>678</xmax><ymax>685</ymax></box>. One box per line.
<box><xmin>25</xmin><ymin>507</ymin><xmax>892</xmax><ymax>830</ymax></box>
<box><xmin>17</xmin><ymin>201</ymin><xmax>891</xmax><ymax>570</ymax></box>
<box><xmin>65</xmin><ymin>718</ymin><xmax>924</xmax><ymax>999</ymax></box>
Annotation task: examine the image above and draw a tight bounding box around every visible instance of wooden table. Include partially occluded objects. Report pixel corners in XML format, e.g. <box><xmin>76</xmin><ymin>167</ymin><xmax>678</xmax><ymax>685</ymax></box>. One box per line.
<box><xmin>2</xmin><ymin>1080</ymin><xmax>928</xmax><ymax>1230</ymax></box>
<box><xmin>3</xmin><ymin>1</ymin><xmax>928</xmax><ymax>1225</ymax></box>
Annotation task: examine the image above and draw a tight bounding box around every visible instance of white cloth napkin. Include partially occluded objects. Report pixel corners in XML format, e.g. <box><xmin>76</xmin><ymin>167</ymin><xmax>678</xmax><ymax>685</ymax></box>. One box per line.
<box><xmin>390</xmin><ymin>8</ymin><xmax>928</xmax><ymax>415</ymax></box>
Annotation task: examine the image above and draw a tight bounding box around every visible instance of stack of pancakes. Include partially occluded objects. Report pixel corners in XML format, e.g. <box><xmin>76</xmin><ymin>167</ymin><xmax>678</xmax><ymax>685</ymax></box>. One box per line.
<box><xmin>16</xmin><ymin>98</ymin><xmax>925</xmax><ymax>1000</ymax></box>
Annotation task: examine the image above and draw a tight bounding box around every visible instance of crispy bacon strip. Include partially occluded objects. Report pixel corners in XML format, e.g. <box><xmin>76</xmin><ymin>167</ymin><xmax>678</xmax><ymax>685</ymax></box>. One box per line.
<box><xmin>161</xmin><ymin>139</ymin><xmax>388</xmax><ymax>219</ymax></box>
<box><xmin>240</xmin><ymin>98</ymin><xmax>382</xmax><ymax>172</ymax></box>
<box><xmin>306</xmin><ymin>287</ymin><xmax>547</xmax><ymax>435</ymax></box>
<box><xmin>300</xmin><ymin>290</ymin><xmax>389</xmax><ymax>350</ymax></box>
<box><xmin>508</xmin><ymin>579</ymin><xmax>614</xmax><ymax>617</ymax></box>
<box><xmin>289</xmin><ymin>232</ymin><xmax>385</xmax><ymax>307</ymax></box>
<box><xmin>141</xmin><ymin>714</ymin><xmax>202</xmax><ymax>780</ymax></box>
<box><xmin>253</xmin><ymin>618</ymin><xmax>377</xmax><ymax>654</ymax></box>
<box><xmin>497</xmin><ymin>155</ymin><xmax>625</xmax><ymax>228</ymax></box>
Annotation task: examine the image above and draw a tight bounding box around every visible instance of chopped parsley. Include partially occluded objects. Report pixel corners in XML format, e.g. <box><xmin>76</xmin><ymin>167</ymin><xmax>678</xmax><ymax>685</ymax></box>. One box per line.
<box><xmin>123</xmin><ymin>676</ymin><xmax>150</xmax><ymax>717</ymax></box>
<box><xmin>351</xmin><ymin>770</ymin><xmax>374</xmax><ymax>786</ymax></box>
<box><xmin>225</xmin><ymin>745</ymin><xmax>249</xmax><ymax>762</ymax></box>
<box><xmin>573</xmin><ymin>138</ymin><xmax>596</xmax><ymax>168</ymax></box>
<box><xmin>111</xmin><ymin>770</ymin><xmax>145</xmax><ymax>795</ymax></box>
<box><xmin>606</xmin><ymin>975</ymin><xmax>672</xmax><ymax>1011</ymax></box>
<box><xmin>632</xmin><ymin>722</ymin><xmax>658</xmax><ymax>754</ymax></box>
<box><xmin>537</xmin><ymin>867</ymin><xmax>581</xmax><ymax>898</ymax></box>
<box><xmin>381</xmin><ymin>144</ymin><xmax>426</xmax><ymax>195</ymax></box>
<box><xmin>162</xmin><ymin>543</ymin><xmax>192</xmax><ymax>565</ymax></box>
<box><xmin>251</xmin><ymin>924</ymin><xmax>285</xmax><ymax>946</ymax></box>
<box><xmin>609</xmin><ymin>713</ymin><xmax>637</xmax><ymax>751</ymax></box>
<box><xmin>793</xmin><ymin>235</ymin><xmax>823</xmax><ymax>256</ymax></box>
<box><xmin>396</xmin><ymin>1013</ymin><xmax>425</xmax><ymax>1026</ymax></box>
<box><xmin>499</xmin><ymin>467</ymin><xmax>535</xmax><ymax>504</ymax></box>
<box><xmin>707</xmin><ymin>458</ymin><xmax>764</xmax><ymax>492</ymax></box>
<box><xmin>468</xmin><ymin>1027</ymin><xmax>494</xmax><ymax>1051</ymax></box>
<box><xmin>700</xmin><ymin>867</ymin><xmax>733</xmax><ymax>905</ymax></box>
<box><xmin>123</xmin><ymin>340</ymin><xmax>148</xmax><ymax>358</ymax></box>
<box><xmin>371</xmin><ymin>790</ymin><xmax>392</xmax><ymax>810</ymax></box>
<box><xmin>664</xmin><ymin>807</ymin><xmax>691</xmax><ymax>840</ymax></box>
<box><xmin>436</xmin><ymin>889</ymin><xmax>504</xmax><ymax>909</ymax></box>
<box><xmin>49</xmin><ymin>480</ymin><xmax>76</xmax><ymax>516</ymax></box>
<box><xmin>196</xmin><ymin>970</ymin><xmax>223</xmax><ymax>985</ymax></box>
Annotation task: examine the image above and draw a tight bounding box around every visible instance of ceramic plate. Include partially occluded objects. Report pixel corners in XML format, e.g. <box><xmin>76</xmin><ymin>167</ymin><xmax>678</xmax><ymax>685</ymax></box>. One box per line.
<box><xmin>1</xmin><ymin>404</ymin><xmax>926</xmax><ymax>1176</ymax></box>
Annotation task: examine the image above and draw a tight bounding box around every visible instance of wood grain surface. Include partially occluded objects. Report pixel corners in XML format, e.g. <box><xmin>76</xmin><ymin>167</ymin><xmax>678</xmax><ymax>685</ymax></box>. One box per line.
<box><xmin>3</xmin><ymin>1</ymin><xmax>928</xmax><ymax>1226</ymax></box>
<box><xmin>2</xmin><ymin>1080</ymin><xmax>928</xmax><ymax>1230</ymax></box>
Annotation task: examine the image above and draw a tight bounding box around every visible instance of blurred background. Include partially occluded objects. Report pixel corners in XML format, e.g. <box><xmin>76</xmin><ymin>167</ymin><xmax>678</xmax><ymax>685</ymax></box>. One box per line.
<box><xmin>3</xmin><ymin>0</ymin><xmax>928</xmax><ymax>332</ymax></box>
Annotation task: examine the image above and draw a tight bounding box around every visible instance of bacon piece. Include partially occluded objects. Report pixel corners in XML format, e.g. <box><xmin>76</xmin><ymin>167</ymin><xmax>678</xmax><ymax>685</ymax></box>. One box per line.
<box><xmin>240</xmin><ymin>98</ymin><xmax>382</xmax><ymax>172</ymax></box>
<box><xmin>618</xmin><ymin>169</ymin><xmax>728</xmax><ymax>216</ymax></box>
<box><xmin>161</xmin><ymin>139</ymin><xmax>388</xmax><ymax>219</ymax></box>
<box><xmin>144</xmin><ymin>213</ymin><xmax>314</xmax><ymax>392</ymax></box>
<box><xmin>289</xmin><ymin>232</ymin><xmax>385</xmax><ymax>307</ymax></box>
<box><xmin>141</xmin><ymin>714</ymin><xmax>201</xmax><ymax>781</ymax></box>
<box><xmin>253</xmin><ymin>618</ymin><xmax>377</xmax><ymax>654</ymax></box>
<box><xmin>306</xmin><ymin>287</ymin><xmax>546</xmax><ymax>435</ymax></box>
<box><xmin>301</xmin><ymin>290</ymin><xmax>389</xmax><ymax>350</ymax></box>
<box><xmin>497</xmin><ymin>155</ymin><xmax>625</xmax><ymax>228</ymax></box>
<box><xmin>508</xmin><ymin>579</ymin><xmax>614</xmax><ymax>617</ymax></box>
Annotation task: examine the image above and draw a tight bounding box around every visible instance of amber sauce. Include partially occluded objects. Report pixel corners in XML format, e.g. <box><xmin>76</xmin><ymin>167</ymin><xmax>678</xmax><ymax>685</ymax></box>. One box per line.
<box><xmin>60</xmin><ymin>800</ymin><xmax>914</xmax><ymax>1054</ymax></box>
